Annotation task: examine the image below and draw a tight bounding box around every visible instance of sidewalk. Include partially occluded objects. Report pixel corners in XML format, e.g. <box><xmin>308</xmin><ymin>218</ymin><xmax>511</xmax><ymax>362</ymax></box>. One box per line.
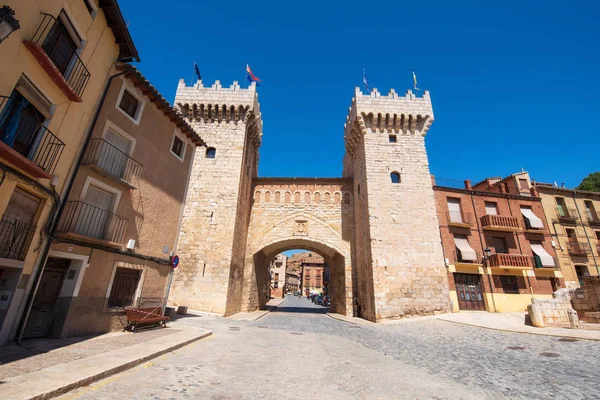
<box><xmin>0</xmin><ymin>325</ymin><xmax>211</xmax><ymax>400</ymax></box>
<box><xmin>227</xmin><ymin>297</ymin><xmax>286</xmax><ymax>321</ymax></box>
<box><xmin>437</xmin><ymin>312</ymin><xmax>600</xmax><ymax>341</ymax></box>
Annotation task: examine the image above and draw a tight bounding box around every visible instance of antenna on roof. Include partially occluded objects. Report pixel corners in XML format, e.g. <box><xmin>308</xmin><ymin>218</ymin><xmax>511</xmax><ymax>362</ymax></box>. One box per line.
<box><xmin>521</xmin><ymin>167</ymin><xmax>525</xmax><ymax>173</ymax></box>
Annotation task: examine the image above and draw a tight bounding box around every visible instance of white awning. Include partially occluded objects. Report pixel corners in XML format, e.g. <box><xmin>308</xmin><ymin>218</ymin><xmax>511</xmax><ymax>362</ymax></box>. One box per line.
<box><xmin>531</xmin><ymin>244</ymin><xmax>555</xmax><ymax>267</ymax></box>
<box><xmin>454</xmin><ymin>237</ymin><xmax>478</xmax><ymax>261</ymax></box>
<box><xmin>521</xmin><ymin>208</ymin><xmax>544</xmax><ymax>229</ymax></box>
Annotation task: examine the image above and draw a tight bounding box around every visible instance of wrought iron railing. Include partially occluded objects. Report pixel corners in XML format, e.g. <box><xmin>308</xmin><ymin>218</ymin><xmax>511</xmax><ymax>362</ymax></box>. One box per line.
<box><xmin>480</xmin><ymin>214</ymin><xmax>521</xmax><ymax>230</ymax></box>
<box><xmin>557</xmin><ymin>207</ymin><xmax>578</xmax><ymax>222</ymax></box>
<box><xmin>30</xmin><ymin>13</ymin><xmax>90</xmax><ymax>97</ymax></box>
<box><xmin>57</xmin><ymin>201</ymin><xmax>127</xmax><ymax>243</ymax></box>
<box><xmin>566</xmin><ymin>242</ymin><xmax>590</xmax><ymax>256</ymax></box>
<box><xmin>433</xmin><ymin>178</ymin><xmax>466</xmax><ymax>189</ymax></box>
<box><xmin>0</xmin><ymin>215</ymin><xmax>37</xmax><ymax>261</ymax></box>
<box><xmin>0</xmin><ymin>95</ymin><xmax>65</xmax><ymax>173</ymax></box>
<box><xmin>532</xmin><ymin>255</ymin><xmax>558</xmax><ymax>269</ymax></box>
<box><xmin>487</xmin><ymin>253</ymin><xmax>531</xmax><ymax>268</ymax></box>
<box><xmin>447</xmin><ymin>211</ymin><xmax>473</xmax><ymax>226</ymax></box>
<box><xmin>82</xmin><ymin>138</ymin><xmax>143</xmax><ymax>184</ymax></box>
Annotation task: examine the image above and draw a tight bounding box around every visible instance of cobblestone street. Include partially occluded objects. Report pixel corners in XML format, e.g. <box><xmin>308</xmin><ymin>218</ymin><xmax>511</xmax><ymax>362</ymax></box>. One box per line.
<box><xmin>59</xmin><ymin>296</ymin><xmax>600</xmax><ymax>400</ymax></box>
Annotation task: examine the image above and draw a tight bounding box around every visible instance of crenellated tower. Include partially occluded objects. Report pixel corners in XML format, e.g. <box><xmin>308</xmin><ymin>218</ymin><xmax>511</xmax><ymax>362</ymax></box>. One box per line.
<box><xmin>170</xmin><ymin>79</ymin><xmax>262</xmax><ymax>315</ymax></box>
<box><xmin>343</xmin><ymin>87</ymin><xmax>451</xmax><ymax>320</ymax></box>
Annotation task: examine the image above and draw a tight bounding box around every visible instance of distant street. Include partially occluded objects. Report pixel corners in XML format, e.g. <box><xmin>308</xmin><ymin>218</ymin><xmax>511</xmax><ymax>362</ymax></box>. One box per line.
<box><xmin>59</xmin><ymin>295</ymin><xmax>600</xmax><ymax>400</ymax></box>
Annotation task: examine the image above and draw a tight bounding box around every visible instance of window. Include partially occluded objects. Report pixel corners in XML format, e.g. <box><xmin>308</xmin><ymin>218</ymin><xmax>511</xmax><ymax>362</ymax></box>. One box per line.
<box><xmin>107</xmin><ymin>267</ymin><xmax>142</xmax><ymax>308</ymax></box>
<box><xmin>171</xmin><ymin>136</ymin><xmax>184</xmax><ymax>159</ymax></box>
<box><xmin>484</xmin><ymin>201</ymin><xmax>498</xmax><ymax>215</ymax></box>
<box><xmin>575</xmin><ymin>265</ymin><xmax>589</xmax><ymax>287</ymax></box>
<box><xmin>119</xmin><ymin>90</ymin><xmax>140</xmax><ymax>119</ymax></box>
<box><xmin>274</xmin><ymin>281</ymin><xmax>278</xmax><ymax>289</ymax></box>
<box><xmin>390</xmin><ymin>172</ymin><xmax>400</xmax><ymax>184</ymax></box>
<box><xmin>0</xmin><ymin>89</ymin><xmax>46</xmax><ymax>159</ymax></box>
<box><xmin>555</xmin><ymin>197</ymin><xmax>568</xmax><ymax>217</ymax></box>
<box><xmin>78</xmin><ymin>184</ymin><xmax>117</xmax><ymax>240</ymax></box>
<box><xmin>206</xmin><ymin>147</ymin><xmax>216</xmax><ymax>159</ymax></box>
<box><xmin>43</xmin><ymin>11</ymin><xmax>79</xmax><ymax>76</ymax></box>
<box><xmin>565</xmin><ymin>228</ymin><xmax>577</xmax><ymax>242</ymax></box>
<box><xmin>500</xmin><ymin>276</ymin><xmax>519</xmax><ymax>294</ymax></box>
<box><xmin>520</xmin><ymin>206</ymin><xmax>544</xmax><ymax>230</ymax></box>
<box><xmin>518</xmin><ymin>178</ymin><xmax>529</xmax><ymax>190</ymax></box>
<box><xmin>274</xmin><ymin>273</ymin><xmax>279</xmax><ymax>281</ymax></box>
<box><xmin>585</xmin><ymin>201</ymin><xmax>597</xmax><ymax>221</ymax></box>
<box><xmin>99</xmin><ymin>128</ymin><xmax>133</xmax><ymax>179</ymax></box>
<box><xmin>389</xmin><ymin>135</ymin><xmax>397</xmax><ymax>143</ymax></box>
<box><xmin>492</xmin><ymin>237</ymin><xmax>508</xmax><ymax>254</ymax></box>
<box><xmin>0</xmin><ymin>188</ymin><xmax>42</xmax><ymax>260</ymax></box>
<box><xmin>447</xmin><ymin>198</ymin><xmax>463</xmax><ymax>223</ymax></box>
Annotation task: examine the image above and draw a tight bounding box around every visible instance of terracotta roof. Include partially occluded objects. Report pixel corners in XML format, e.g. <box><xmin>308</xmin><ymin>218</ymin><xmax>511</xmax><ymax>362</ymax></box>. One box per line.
<box><xmin>116</xmin><ymin>64</ymin><xmax>205</xmax><ymax>146</ymax></box>
<box><xmin>534</xmin><ymin>183</ymin><xmax>600</xmax><ymax>198</ymax></box>
<box><xmin>99</xmin><ymin>0</ymin><xmax>140</xmax><ymax>62</ymax></box>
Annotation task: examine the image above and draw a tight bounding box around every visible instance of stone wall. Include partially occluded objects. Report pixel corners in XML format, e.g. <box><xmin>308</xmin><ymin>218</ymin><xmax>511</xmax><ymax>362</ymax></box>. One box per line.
<box><xmin>344</xmin><ymin>88</ymin><xmax>451</xmax><ymax>320</ymax></box>
<box><xmin>571</xmin><ymin>276</ymin><xmax>600</xmax><ymax>320</ymax></box>
<box><xmin>529</xmin><ymin>290</ymin><xmax>573</xmax><ymax>326</ymax></box>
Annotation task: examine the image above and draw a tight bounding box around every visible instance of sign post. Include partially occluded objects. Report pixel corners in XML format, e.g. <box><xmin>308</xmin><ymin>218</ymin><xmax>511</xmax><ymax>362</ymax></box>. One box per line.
<box><xmin>162</xmin><ymin>255</ymin><xmax>179</xmax><ymax>315</ymax></box>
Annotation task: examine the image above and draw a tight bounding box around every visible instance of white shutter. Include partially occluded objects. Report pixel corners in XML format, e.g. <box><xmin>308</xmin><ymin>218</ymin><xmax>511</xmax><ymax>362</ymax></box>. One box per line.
<box><xmin>447</xmin><ymin>198</ymin><xmax>462</xmax><ymax>223</ymax></box>
<box><xmin>485</xmin><ymin>202</ymin><xmax>498</xmax><ymax>215</ymax></box>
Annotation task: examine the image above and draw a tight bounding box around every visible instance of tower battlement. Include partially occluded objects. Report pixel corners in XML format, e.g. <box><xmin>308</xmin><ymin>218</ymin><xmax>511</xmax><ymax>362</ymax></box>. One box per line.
<box><xmin>174</xmin><ymin>79</ymin><xmax>262</xmax><ymax>139</ymax></box>
<box><xmin>345</xmin><ymin>87</ymin><xmax>434</xmax><ymax>140</ymax></box>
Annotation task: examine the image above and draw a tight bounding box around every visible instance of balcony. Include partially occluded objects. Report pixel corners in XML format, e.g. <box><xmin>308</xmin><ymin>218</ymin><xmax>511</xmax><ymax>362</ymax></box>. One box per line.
<box><xmin>480</xmin><ymin>214</ymin><xmax>521</xmax><ymax>232</ymax></box>
<box><xmin>566</xmin><ymin>242</ymin><xmax>590</xmax><ymax>256</ymax></box>
<box><xmin>0</xmin><ymin>215</ymin><xmax>37</xmax><ymax>261</ymax></box>
<box><xmin>82</xmin><ymin>138</ymin><xmax>143</xmax><ymax>188</ymax></box>
<box><xmin>447</xmin><ymin>211</ymin><xmax>473</xmax><ymax>228</ymax></box>
<box><xmin>557</xmin><ymin>207</ymin><xmax>578</xmax><ymax>223</ymax></box>
<box><xmin>23</xmin><ymin>13</ymin><xmax>90</xmax><ymax>102</ymax></box>
<box><xmin>56</xmin><ymin>201</ymin><xmax>127</xmax><ymax>245</ymax></box>
<box><xmin>487</xmin><ymin>253</ymin><xmax>531</xmax><ymax>269</ymax></box>
<box><xmin>0</xmin><ymin>96</ymin><xmax>65</xmax><ymax>177</ymax></box>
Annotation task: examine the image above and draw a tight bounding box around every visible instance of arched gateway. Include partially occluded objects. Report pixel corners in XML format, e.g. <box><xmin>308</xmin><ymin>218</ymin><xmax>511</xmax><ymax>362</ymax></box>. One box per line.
<box><xmin>169</xmin><ymin>79</ymin><xmax>451</xmax><ymax>321</ymax></box>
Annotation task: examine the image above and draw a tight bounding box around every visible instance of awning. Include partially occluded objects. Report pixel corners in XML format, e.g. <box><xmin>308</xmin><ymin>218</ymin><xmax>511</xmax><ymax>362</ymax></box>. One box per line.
<box><xmin>521</xmin><ymin>208</ymin><xmax>544</xmax><ymax>229</ymax></box>
<box><xmin>531</xmin><ymin>244</ymin><xmax>555</xmax><ymax>267</ymax></box>
<box><xmin>454</xmin><ymin>237</ymin><xmax>478</xmax><ymax>261</ymax></box>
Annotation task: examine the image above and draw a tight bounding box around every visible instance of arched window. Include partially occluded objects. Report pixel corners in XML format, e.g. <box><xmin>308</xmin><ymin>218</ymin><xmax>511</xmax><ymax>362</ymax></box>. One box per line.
<box><xmin>206</xmin><ymin>147</ymin><xmax>216</xmax><ymax>158</ymax></box>
<box><xmin>390</xmin><ymin>172</ymin><xmax>401</xmax><ymax>184</ymax></box>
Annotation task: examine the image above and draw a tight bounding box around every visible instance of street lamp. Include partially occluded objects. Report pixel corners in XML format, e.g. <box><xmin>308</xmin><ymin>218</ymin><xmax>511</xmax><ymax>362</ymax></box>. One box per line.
<box><xmin>484</xmin><ymin>247</ymin><xmax>492</xmax><ymax>260</ymax></box>
<box><xmin>0</xmin><ymin>6</ymin><xmax>20</xmax><ymax>44</ymax></box>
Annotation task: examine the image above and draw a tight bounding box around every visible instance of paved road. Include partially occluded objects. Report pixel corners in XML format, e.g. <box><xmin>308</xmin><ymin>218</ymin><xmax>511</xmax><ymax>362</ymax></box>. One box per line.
<box><xmin>59</xmin><ymin>296</ymin><xmax>599</xmax><ymax>400</ymax></box>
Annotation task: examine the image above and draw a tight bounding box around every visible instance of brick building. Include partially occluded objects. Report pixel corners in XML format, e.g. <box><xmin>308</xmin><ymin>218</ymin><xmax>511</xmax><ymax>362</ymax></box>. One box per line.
<box><xmin>285</xmin><ymin>273</ymin><xmax>300</xmax><ymax>294</ymax></box>
<box><xmin>533</xmin><ymin>183</ymin><xmax>600</xmax><ymax>287</ymax></box>
<box><xmin>434</xmin><ymin>171</ymin><xmax>560</xmax><ymax>313</ymax></box>
<box><xmin>269</xmin><ymin>254</ymin><xmax>286</xmax><ymax>298</ymax></box>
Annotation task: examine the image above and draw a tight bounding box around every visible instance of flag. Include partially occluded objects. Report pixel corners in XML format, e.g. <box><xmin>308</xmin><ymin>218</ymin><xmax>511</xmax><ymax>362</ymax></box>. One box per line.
<box><xmin>362</xmin><ymin>69</ymin><xmax>369</xmax><ymax>93</ymax></box>
<box><xmin>412</xmin><ymin>70</ymin><xmax>420</xmax><ymax>91</ymax></box>
<box><xmin>246</xmin><ymin>64</ymin><xmax>261</xmax><ymax>86</ymax></box>
<box><xmin>194</xmin><ymin>63</ymin><xmax>201</xmax><ymax>81</ymax></box>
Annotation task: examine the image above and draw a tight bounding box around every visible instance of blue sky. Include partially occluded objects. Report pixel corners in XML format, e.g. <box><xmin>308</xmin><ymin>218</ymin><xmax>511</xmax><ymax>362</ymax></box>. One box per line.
<box><xmin>120</xmin><ymin>0</ymin><xmax>599</xmax><ymax>188</ymax></box>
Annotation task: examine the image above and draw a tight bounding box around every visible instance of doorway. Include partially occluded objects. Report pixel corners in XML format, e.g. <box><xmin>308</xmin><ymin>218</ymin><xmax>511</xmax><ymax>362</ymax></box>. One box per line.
<box><xmin>454</xmin><ymin>273</ymin><xmax>486</xmax><ymax>311</ymax></box>
<box><xmin>23</xmin><ymin>258</ymin><xmax>70</xmax><ymax>338</ymax></box>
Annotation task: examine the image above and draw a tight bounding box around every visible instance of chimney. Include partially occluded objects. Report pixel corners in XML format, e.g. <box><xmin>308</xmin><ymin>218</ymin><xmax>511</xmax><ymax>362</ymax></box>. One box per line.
<box><xmin>561</xmin><ymin>183</ymin><xmax>565</xmax><ymax>188</ymax></box>
<box><xmin>464</xmin><ymin>179</ymin><xmax>472</xmax><ymax>190</ymax></box>
<box><xmin>499</xmin><ymin>184</ymin><xmax>506</xmax><ymax>194</ymax></box>
<box><xmin>530</xmin><ymin>186</ymin><xmax>539</xmax><ymax>197</ymax></box>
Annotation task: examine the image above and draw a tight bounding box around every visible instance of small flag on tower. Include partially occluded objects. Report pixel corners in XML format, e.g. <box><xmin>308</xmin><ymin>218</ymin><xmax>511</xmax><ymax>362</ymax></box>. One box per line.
<box><xmin>194</xmin><ymin>63</ymin><xmax>201</xmax><ymax>81</ymax></box>
<box><xmin>362</xmin><ymin>69</ymin><xmax>370</xmax><ymax>94</ymax></box>
<box><xmin>246</xmin><ymin>64</ymin><xmax>261</xmax><ymax>86</ymax></box>
<box><xmin>412</xmin><ymin>70</ymin><xmax>420</xmax><ymax>91</ymax></box>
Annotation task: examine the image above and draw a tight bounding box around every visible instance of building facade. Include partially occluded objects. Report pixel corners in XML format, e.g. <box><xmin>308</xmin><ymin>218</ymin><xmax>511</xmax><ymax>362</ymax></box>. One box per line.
<box><xmin>18</xmin><ymin>65</ymin><xmax>205</xmax><ymax>339</ymax></box>
<box><xmin>285</xmin><ymin>273</ymin><xmax>299</xmax><ymax>294</ymax></box>
<box><xmin>534</xmin><ymin>183</ymin><xmax>600</xmax><ymax>288</ymax></box>
<box><xmin>0</xmin><ymin>0</ymin><xmax>138</xmax><ymax>345</ymax></box>
<box><xmin>269</xmin><ymin>253</ymin><xmax>286</xmax><ymax>298</ymax></box>
<box><xmin>434</xmin><ymin>172</ymin><xmax>561</xmax><ymax>313</ymax></box>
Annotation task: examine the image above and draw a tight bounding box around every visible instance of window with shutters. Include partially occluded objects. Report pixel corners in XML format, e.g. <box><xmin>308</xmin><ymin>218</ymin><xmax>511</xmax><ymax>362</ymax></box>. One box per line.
<box><xmin>116</xmin><ymin>83</ymin><xmax>144</xmax><ymax>124</ymax></box>
<box><xmin>107</xmin><ymin>268</ymin><xmax>142</xmax><ymax>308</ymax></box>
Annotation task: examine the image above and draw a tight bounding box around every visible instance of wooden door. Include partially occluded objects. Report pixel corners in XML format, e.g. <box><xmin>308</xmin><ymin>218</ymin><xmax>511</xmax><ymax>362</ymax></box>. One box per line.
<box><xmin>23</xmin><ymin>258</ymin><xmax>70</xmax><ymax>338</ymax></box>
<box><xmin>454</xmin><ymin>273</ymin><xmax>485</xmax><ymax>311</ymax></box>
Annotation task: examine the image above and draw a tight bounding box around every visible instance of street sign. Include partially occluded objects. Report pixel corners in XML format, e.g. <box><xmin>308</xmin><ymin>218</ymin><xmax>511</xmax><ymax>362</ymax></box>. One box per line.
<box><xmin>171</xmin><ymin>255</ymin><xmax>179</xmax><ymax>268</ymax></box>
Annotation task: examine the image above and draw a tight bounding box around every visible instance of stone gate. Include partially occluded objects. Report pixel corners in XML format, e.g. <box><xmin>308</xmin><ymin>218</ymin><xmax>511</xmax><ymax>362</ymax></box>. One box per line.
<box><xmin>169</xmin><ymin>79</ymin><xmax>451</xmax><ymax>321</ymax></box>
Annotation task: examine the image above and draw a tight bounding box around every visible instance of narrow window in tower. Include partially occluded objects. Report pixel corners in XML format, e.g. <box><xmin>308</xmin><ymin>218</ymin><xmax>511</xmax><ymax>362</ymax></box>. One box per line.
<box><xmin>206</xmin><ymin>147</ymin><xmax>216</xmax><ymax>158</ymax></box>
<box><xmin>389</xmin><ymin>135</ymin><xmax>397</xmax><ymax>143</ymax></box>
<box><xmin>390</xmin><ymin>172</ymin><xmax>401</xmax><ymax>184</ymax></box>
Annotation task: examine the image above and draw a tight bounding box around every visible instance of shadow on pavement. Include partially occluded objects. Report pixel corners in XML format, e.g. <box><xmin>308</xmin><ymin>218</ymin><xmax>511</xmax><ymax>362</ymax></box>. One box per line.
<box><xmin>271</xmin><ymin>306</ymin><xmax>330</xmax><ymax>314</ymax></box>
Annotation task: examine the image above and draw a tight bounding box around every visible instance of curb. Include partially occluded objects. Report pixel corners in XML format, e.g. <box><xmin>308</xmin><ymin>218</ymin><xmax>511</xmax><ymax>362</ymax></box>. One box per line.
<box><xmin>5</xmin><ymin>329</ymin><xmax>212</xmax><ymax>400</ymax></box>
<box><xmin>436</xmin><ymin>318</ymin><xmax>600</xmax><ymax>342</ymax></box>
<box><xmin>254</xmin><ymin>298</ymin><xmax>287</xmax><ymax>321</ymax></box>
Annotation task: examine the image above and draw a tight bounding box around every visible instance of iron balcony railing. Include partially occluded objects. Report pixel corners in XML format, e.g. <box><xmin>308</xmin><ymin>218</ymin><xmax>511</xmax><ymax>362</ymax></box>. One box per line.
<box><xmin>0</xmin><ymin>215</ymin><xmax>37</xmax><ymax>261</ymax></box>
<box><xmin>0</xmin><ymin>95</ymin><xmax>65</xmax><ymax>173</ymax></box>
<box><xmin>447</xmin><ymin>211</ymin><xmax>473</xmax><ymax>227</ymax></box>
<box><xmin>82</xmin><ymin>138</ymin><xmax>143</xmax><ymax>185</ymax></box>
<box><xmin>57</xmin><ymin>201</ymin><xmax>127</xmax><ymax>244</ymax></box>
<box><xmin>487</xmin><ymin>253</ymin><xmax>531</xmax><ymax>268</ymax></box>
<box><xmin>557</xmin><ymin>207</ymin><xmax>578</xmax><ymax>222</ymax></box>
<box><xmin>566</xmin><ymin>242</ymin><xmax>590</xmax><ymax>256</ymax></box>
<box><xmin>31</xmin><ymin>13</ymin><xmax>90</xmax><ymax>98</ymax></box>
<box><xmin>480</xmin><ymin>214</ymin><xmax>521</xmax><ymax>230</ymax></box>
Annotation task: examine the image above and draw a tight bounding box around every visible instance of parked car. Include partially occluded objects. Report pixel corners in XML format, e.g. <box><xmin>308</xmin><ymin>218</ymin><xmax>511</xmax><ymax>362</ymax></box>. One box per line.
<box><xmin>317</xmin><ymin>295</ymin><xmax>324</xmax><ymax>305</ymax></box>
<box><xmin>294</xmin><ymin>291</ymin><xmax>300</xmax><ymax>296</ymax></box>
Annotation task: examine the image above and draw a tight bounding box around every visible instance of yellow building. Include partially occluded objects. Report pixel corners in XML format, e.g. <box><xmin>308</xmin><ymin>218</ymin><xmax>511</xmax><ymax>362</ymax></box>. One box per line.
<box><xmin>534</xmin><ymin>183</ymin><xmax>600</xmax><ymax>288</ymax></box>
<box><xmin>0</xmin><ymin>0</ymin><xmax>138</xmax><ymax>345</ymax></box>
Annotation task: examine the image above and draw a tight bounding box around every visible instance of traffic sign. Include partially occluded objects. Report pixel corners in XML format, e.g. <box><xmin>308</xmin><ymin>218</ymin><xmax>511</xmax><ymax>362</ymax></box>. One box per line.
<box><xmin>171</xmin><ymin>255</ymin><xmax>179</xmax><ymax>268</ymax></box>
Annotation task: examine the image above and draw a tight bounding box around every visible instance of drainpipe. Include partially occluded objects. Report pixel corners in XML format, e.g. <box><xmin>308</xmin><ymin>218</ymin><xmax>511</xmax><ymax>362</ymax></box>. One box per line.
<box><xmin>469</xmin><ymin>189</ymin><xmax>497</xmax><ymax>312</ymax></box>
<box><xmin>572</xmin><ymin>190</ymin><xmax>599</xmax><ymax>275</ymax></box>
<box><xmin>15</xmin><ymin>69</ymin><xmax>129</xmax><ymax>344</ymax></box>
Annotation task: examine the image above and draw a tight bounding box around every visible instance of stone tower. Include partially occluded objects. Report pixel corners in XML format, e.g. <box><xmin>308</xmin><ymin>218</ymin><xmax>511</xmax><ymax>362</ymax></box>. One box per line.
<box><xmin>170</xmin><ymin>79</ymin><xmax>262</xmax><ymax>315</ymax></box>
<box><xmin>343</xmin><ymin>88</ymin><xmax>451</xmax><ymax>320</ymax></box>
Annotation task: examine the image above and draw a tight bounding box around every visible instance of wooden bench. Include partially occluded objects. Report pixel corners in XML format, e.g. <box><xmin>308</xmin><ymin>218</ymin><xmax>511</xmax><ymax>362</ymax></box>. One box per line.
<box><xmin>125</xmin><ymin>307</ymin><xmax>168</xmax><ymax>332</ymax></box>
